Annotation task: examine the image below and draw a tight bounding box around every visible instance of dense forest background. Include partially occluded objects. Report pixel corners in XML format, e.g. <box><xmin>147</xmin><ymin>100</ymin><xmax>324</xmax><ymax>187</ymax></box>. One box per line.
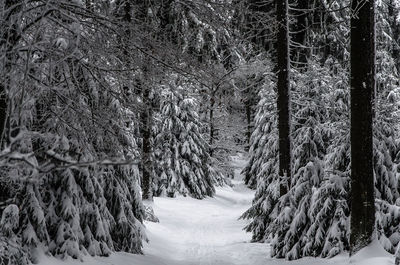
<box><xmin>1</xmin><ymin>0</ymin><xmax>400</xmax><ymax>264</ymax></box>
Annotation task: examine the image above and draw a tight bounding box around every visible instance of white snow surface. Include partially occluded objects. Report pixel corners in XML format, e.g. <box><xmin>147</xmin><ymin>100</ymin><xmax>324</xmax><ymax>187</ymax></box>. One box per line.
<box><xmin>38</xmin><ymin>154</ymin><xmax>393</xmax><ymax>265</ymax></box>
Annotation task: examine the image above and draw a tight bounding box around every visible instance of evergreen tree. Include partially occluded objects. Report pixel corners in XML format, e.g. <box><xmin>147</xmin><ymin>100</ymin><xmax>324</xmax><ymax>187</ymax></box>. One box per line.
<box><xmin>239</xmin><ymin>59</ymin><xmax>274</xmax><ymax>188</ymax></box>
<box><xmin>0</xmin><ymin>204</ymin><xmax>29</xmax><ymax>264</ymax></box>
<box><xmin>303</xmin><ymin>58</ymin><xmax>351</xmax><ymax>258</ymax></box>
<box><xmin>373</xmin><ymin>20</ymin><xmax>400</xmax><ymax>250</ymax></box>
<box><xmin>243</xmin><ymin>0</ymin><xmax>400</xmax><ymax>259</ymax></box>
<box><xmin>241</xmin><ymin>81</ymin><xmax>279</xmax><ymax>242</ymax></box>
<box><xmin>0</xmin><ymin>1</ymin><xmax>146</xmax><ymax>262</ymax></box>
<box><xmin>153</xmin><ymin>85</ymin><xmax>216</xmax><ymax>199</ymax></box>
<box><xmin>271</xmin><ymin>61</ymin><xmax>329</xmax><ymax>259</ymax></box>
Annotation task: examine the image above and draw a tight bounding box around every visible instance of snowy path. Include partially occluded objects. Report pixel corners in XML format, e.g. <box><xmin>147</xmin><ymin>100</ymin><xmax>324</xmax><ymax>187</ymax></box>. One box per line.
<box><xmin>39</xmin><ymin>154</ymin><xmax>393</xmax><ymax>265</ymax></box>
<box><xmin>140</xmin><ymin>154</ymin><xmax>268</xmax><ymax>265</ymax></box>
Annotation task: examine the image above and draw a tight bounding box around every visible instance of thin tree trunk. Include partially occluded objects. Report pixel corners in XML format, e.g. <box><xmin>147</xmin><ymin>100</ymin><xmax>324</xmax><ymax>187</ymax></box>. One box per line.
<box><xmin>276</xmin><ymin>0</ymin><xmax>291</xmax><ymax>196</ymax></box>
<box><xmin>114</xmin><ymin>0</ymin><xmax>153</xmax><ymax>201</ymax></box>
<box><xmin>245</xmin><ymin>93</ymin><xmax>251</xmax><ymax>152</ymax></box>
<box><xmin>139</xmin><ymin>37</ymin><xmax>154</xmax><ymax>201</ymax></box>
<box><xmin>141</xmin><ymin>81</ymin><xmax>153</xmax><ymax>201</ymax></box>
<box><xmin>349</xmin><ymin>0</ymin><xmax>375</xmax><ymax>255</ymax></box>
<box><xmin>209</xmin><ymin>93</ymin><xmax>215</xmax><ymax>157</ymax></box>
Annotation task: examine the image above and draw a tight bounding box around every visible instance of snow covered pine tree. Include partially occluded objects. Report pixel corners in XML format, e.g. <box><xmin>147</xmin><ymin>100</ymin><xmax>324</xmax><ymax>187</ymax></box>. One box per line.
<box><xmin>153</xmin><ymin>85</ymin><xmax>217</xmax><ymax>199</ymax></box>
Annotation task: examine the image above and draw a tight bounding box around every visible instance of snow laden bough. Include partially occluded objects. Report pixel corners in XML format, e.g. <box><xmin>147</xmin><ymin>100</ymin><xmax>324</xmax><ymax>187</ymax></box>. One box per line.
<box><xmin>243</xmin><ymin>55</ymin><xmax>400</xmax><ymax>259</ymax></box>
<box><xmin>241</xmin><ymin>84</ymin><xmax>280</xmax><ymax>242</ymax></box>
<box><xmin>153</xmin><ymin>86</ymin><xmax>221</xmax><ymax>199</ymax></box>
<box><xmin>0</xmin><ymin>159</ymin><xmax>146</xmax><ymax>264</ymax></box>
<box><xmin>0</xmin><ymin>48</ymin><xmax>147</xmax><ymax>263</ymax></box>
<box><xmin>0</xmin><ymin>205</ymin><xmax>29</xmax><ymax>265</ymax></box>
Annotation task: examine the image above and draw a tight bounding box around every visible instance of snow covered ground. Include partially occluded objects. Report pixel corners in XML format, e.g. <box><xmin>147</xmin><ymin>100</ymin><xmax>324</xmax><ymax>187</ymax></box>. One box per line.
<box><xmin>38</xmin><ymin>154</ymin><xmax>394</xmax><ymax>265</ymax></box>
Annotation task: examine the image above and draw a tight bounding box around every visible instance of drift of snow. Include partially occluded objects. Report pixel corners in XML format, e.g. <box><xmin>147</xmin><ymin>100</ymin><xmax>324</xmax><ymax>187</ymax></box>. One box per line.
<box><xmin>349</xmin><ymin>239</ymin><xmax>393</xmax><ymax>265</ymax></box>
<box><xmin>37</xmin><ymin>154</ymin><xmax>393</xmax><ymax>265</ymax></box>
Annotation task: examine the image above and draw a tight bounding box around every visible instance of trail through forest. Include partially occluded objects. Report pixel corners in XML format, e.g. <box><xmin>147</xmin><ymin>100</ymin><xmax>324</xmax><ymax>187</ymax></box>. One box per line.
<box><xmin>38</xmin><ymin>154</ymin><xmax>392</xmax><ymax>265</ymax></box>
<box><xmin>141</xmin><ymin>154</ymin><xmax>268</xmax><ymax>265</ymax></box>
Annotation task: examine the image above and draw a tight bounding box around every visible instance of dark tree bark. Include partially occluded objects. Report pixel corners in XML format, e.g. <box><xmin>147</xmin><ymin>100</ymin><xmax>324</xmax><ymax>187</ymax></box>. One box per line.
<box><xmin>245</xmin><ymin>92</ymin><xmax>252</xmax><ymax>151</ymax></box>
<box><xmin>209</xmin><ymin>94</ymin><xmax>215</xmax><ymax>157</ymax></box>
<box><xmin>115</xmin><ymin>0</ymin><xmax>132</xmax><ymax>94</ymax></box>
<box><xmin>140</xmin><ymin>79</ymin><xmax>154</xmax><ymax>201</ymax></box>
<box><xmin>135</xmin><ymin>1</ymin><xmax>154</xmax><ymax>201</ymax></box>
<box><xmin>349</xmin><ymin>0</ymin><xmax>375</xmax><ymax>255</ymax></box>
<box><xmin>276</xmin><ymin>0</ymin><xmax>291</xmax><ymax>197</ymax></box>
<box><xmin>114</xmin><ymin>0</ymin><xmax>154</xmax><ymax>201</ymax></box>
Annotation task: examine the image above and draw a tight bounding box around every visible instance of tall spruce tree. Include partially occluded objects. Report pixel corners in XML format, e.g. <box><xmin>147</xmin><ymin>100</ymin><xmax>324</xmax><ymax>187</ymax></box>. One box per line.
<box><xmin>241</xmin><ymin>75</ymin><xmax>278</xmax><ymax>242</ymax></box>
<box><xmin>243</xmin><ymin>0</ymin><xmax>400</xmax><ymax>259</ymax></box>
<box><xmin>271</xmin><ymin>62</ymin><xmax>330</xmax><ymax>259</ymax></box>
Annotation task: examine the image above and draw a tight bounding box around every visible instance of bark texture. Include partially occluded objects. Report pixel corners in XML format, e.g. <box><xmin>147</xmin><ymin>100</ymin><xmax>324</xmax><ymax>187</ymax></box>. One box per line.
<box><xmin>276</xmin><ymin>0</ymin><xmax>291</xmax><ymax>196</ymax></box>
<box><xmin>141</xmin><ymin>83</ymin><xmax>154</xmax><ymax>201</ymax></box>
<box><xmin>349</xmin><ymin>0</ymin><xmax>376</xmax><ymax>255</ymax></box>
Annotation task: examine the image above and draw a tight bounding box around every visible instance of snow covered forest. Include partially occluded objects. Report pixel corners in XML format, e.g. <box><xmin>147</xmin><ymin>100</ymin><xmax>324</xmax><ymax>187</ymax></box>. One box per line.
<box><xmin>1</xmin><ymin>0</ymin><xmax>400</xmax><ymax>264</ymax></box>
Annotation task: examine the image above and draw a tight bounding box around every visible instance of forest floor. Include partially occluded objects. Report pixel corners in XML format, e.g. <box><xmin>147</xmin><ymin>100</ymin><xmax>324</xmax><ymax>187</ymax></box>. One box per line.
<box><xmin>38</xmin><ymin>154</ymin><xmax>393</xmax><ymax>265</ymax></box>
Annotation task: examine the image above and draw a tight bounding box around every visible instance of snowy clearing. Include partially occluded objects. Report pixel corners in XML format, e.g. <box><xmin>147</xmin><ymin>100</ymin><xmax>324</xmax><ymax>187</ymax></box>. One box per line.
<box><xmin>38</xmin><ymin>155</ymin><xmax>394</xmax><ymax>265</ymax></box>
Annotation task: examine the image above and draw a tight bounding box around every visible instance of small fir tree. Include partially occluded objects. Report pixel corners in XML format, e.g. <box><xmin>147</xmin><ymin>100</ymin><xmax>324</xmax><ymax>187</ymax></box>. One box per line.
<box><xmin>153</xmin><ymin>85</ymin><xmax>216</xmax><ymax>199</ymax></box>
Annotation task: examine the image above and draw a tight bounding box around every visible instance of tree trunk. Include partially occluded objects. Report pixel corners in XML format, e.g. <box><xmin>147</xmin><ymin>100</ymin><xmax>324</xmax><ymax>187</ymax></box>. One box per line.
<box><xmin>141</xmin><ymin>82</ymin><xmax>153</xmax><ymax>201</ymax></box>
<box><xmin>276</xmin><ymin>0</ymin><xmax>291</xmax><ymax>197</ymax></box>
<box><xmin>245</xmin><ymin>93</ymin><xmax>251</xmax><ymax>152</ymax></box>
<box><xmin>138</xmin><ymin>37</ymin><xmax>154</xmax><ymax>201</ymax></box>
<box><xmin>114</xmin><ymin>0</ymin><xmax>153</xmax><ymax>201</ymax></box>
<box><xmin>209</xmin><ymin>93</ymin><xmax>215</xmax><ymax>157</ymax></box>
<box><xmin>349</xmin><ymin>0</ymin><xmax>375</xmax><ymax>255</ymax></box>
